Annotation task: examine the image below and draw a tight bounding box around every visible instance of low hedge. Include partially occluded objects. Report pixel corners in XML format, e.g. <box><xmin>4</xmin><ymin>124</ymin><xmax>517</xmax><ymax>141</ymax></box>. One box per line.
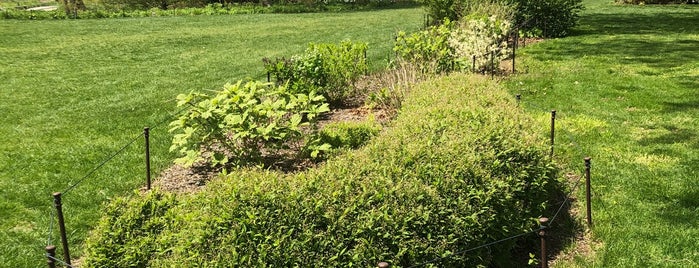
<box><xmin>84</xmin><ymin>74</ymin><xmax>559</xmax><ymax>267</ymax></box>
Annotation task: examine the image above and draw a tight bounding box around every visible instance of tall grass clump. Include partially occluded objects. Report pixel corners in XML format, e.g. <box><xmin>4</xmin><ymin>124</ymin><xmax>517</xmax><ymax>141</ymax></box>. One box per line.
<box><xmin>83</xmin><ymin>74</ymin><xmax>560</xmax><ymax>267</ymax></box>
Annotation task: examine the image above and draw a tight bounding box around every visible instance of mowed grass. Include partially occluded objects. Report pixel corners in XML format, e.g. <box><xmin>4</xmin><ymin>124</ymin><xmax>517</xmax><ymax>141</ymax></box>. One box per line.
<box><xmin>505</xmin><ymin>0</ymin><xmax>698</xmax><ymax>266</ymax></box>
<box><xmin>0</xmin><ymin>9</ymin><xmax>423</xmax><ymax>266</ymax></box>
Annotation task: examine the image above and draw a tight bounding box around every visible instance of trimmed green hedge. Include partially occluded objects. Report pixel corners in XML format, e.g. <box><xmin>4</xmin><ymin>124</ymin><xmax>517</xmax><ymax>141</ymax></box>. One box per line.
<box><xmin>84</xmin><ymin>74</ymin><xmax>559</xmax><ymax>267</ymax></box>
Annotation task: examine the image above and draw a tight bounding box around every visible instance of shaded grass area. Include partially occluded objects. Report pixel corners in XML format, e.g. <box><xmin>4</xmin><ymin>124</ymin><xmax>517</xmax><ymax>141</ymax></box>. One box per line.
<box><xmin>0</xmin><ymin>8</ymin><xmax>423</xmax><ymax>267</ymax></box>
<box><xmin>506</xmin><ymin>0</ymin><xmax>698</xmax><ymax>266</ymax></box>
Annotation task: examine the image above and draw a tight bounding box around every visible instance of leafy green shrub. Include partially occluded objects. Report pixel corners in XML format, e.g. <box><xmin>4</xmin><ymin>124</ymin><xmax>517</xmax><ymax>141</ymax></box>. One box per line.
<box><xmin>418</xmin><ymin>0</ymin><xmax>582</xmax><ymax>38</ymax></box>
<box><xmin>512</xmin><ymin>0</ymin><xmax>584</xmax><ymax>37</ymax></box>
<box><xmin>85</xmin><ymin>74</ymin><xmax>560</xmax><ymax>267</ymax></box>
<box><xmin>83</xmin><ymin>190</ymin><xmax>178</xmax><ymax>267</ymax></box>
<box><xmin>263</xmin><ymin>41</ymin><xmax>368</xmax><ymax>106</ymax></box>
<box><xmin>316</xmin><ymin>120</ymin><xmax>381</xmax><ymax>149</ymax></box>
<box><xmin>448</xmin><ymin>1</ymin><xmax>514</xmax><ymax>73</ymax></box>
<box><xmin>168</xmin><ymin>80</ymin><xmax>329</xmax><ymax>168</ymax></box>
<box><xmin>394</xmin><ymin>21</ymin><xmax>456</xmax><ymax>74</ymax></box>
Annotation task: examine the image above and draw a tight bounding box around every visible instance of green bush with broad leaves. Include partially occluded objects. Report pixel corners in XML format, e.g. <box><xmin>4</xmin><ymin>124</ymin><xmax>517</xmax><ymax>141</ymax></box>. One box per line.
<box><xmin>263</xmin><ymin>41</ymin><xmax>368</xmax><ymax>106</ymax></box>
<box><xmin>168</xmin><ymin>80</ymin><xmax>329</xmax><ymax>168</ymax></box>
<box><xmin>84</xmin><ymin>74</ymin><xmax>561</xmax><ymax>267</ymax></box>
<box><xmin>394</xmin><ymin>21</ymin><xmax>456</xmax><ymax>74</ymax></box>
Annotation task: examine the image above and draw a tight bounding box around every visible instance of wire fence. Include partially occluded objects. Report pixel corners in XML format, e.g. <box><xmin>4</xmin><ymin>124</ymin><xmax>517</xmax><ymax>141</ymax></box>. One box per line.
<box><xmin>40</xmin><ymin>19</ymin><xmax>594</xmax><ymax>268</ymax></box>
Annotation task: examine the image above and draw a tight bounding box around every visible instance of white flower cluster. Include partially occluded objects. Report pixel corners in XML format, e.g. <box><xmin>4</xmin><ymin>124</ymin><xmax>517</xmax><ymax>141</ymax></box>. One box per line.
<box><xmin>448</xmin><ymin>14</ymin><xmax>512</xmax><ymax>72</ymax></box>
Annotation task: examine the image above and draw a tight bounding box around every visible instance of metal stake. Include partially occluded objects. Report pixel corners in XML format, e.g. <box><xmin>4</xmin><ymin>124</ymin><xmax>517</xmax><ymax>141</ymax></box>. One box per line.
<box><xmin>46</xmin><ymin>245</ymin><xmax>57</xmax><ymax>268</ymax></box>
<box><xmin>585</xmin><ymin>157</ymin><xmax>593</xmax><ymax>227</ymax></box>
<box><xmin>539</xmin><ymin>217</ymin><xmax>549</xmax><ymax>268</ymax></box>
<box><xmin>550</xmin><ymin>110</ymin><xmax>556</xmax><ymax>159</ymax></box>
<box><xmin>144</xmin><ymin>127</ymin><xmax>151</xmax><ymax>190</ymax></box>
<box><xmin>53</xmin><ymin>192</ymin><xmax>71</xmax><ymax>266</ymax></box>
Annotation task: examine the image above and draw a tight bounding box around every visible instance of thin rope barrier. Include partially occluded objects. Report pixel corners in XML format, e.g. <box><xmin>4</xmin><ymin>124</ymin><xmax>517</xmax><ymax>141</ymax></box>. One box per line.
<box><xmin>46</xmin><ymin>207</ymin><xmax>54</xmax><ymax>247</ymax></box>
<box><xmin>46</xmin><ymin>254</ymin><xmax>75</xmax><ymax>268</ymax></box>
<box><xmin>62</xmin><ymin>131</ymin><xmax>143</xmax><ymax>195</ymax></box>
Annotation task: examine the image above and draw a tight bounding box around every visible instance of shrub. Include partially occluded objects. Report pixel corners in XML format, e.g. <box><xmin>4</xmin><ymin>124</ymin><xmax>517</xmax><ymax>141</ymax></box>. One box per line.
<box><xmin>419</xmin><ymin>0</ymin><xmax>583</xmax><ymax>38</ymax></box>
<box><xmin>316</xmin><ymin>120</ymin><xmax>381</xmax><ymax>149</ymax></box>
<box><xmin>263</xmin><ymin>41</ymin><xmax>368</xmax><ymax>106</ymax></box>
<box><xmin>512</xmin><ymin>0</ymin><xmax>584</xmax><ymax>37</ymax></box>
<box><xmin>393</xmin><ymin>21</ymin><xmax>456</xmax><ymax>74</ymax></box>
<box><xmin>85</xmin><ymin>74</ymin><xmax>560</xmax><ymax>267</ymax></box>
<box><xmin>168</xmin><ymin>80</ymin><xmax>330</xmax><ymax>168</ymax></box>
<box><xmin>448</xmin><ymin>1</ymin><xmax>514</xmax><ymax>73</ymax></box>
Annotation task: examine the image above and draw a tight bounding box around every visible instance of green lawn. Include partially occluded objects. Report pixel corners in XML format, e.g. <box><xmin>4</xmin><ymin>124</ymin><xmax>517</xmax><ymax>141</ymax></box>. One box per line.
<box><xmin>0</xmin><ymin>9</ymin><xmax>423</xmax><ymax>267</ymax></box>
<box><xmin>506</xmin><ymin>0</ymin><xmax>698</xmax><ymax>266</ymax></box>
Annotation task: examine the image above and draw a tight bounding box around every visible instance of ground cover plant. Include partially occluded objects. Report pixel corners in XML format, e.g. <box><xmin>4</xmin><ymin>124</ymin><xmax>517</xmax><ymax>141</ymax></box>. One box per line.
<box><xmin>0</xmin><ymin>8</ymin><xmax>423</xmax><ymax>266</ymax></box>
<box><xmin>505</xmin><ymin>0</ymin><xmax>699</xmax><ymax>266</ymax></box>
<box><xmin>83</xmin><ymin>73</ymin><xmax>561</xmax><ymax>267</ymax></box>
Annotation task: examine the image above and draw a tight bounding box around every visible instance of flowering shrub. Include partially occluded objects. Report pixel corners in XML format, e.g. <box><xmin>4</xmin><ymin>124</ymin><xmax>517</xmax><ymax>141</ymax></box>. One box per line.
<box><xmin>449</xmin><ymin>12</ymin><xmax>513</xmax><ymax>73</ymax></box>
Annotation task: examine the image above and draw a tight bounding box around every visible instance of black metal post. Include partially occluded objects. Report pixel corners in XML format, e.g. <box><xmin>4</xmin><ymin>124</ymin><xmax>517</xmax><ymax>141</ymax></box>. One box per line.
<box><xmin>53</xmin><ymin>192</ymin><xmax>71</xmax><ymax>266</ymax></box>
<box><xmin>585</xmin><ymin>157</ymin><xmax>593</xmax><ymax>227</ymax></box>
<box><xmin>550</xmin><ymin>110</ymin><xmax>556</xmax><ymax>159</ymax></box>
<box><xmin>516</xmin><ymin>94</ymin><xmax>521</xmax><ymax>107</ymax></box>
<box><xmin>472</xmin><ymin>55</ymin><xmax>476</xmax><ymax>73</ymax></box>
<box><xmin>266</xmin><ymin>71</ymin><xmax>270</xmax><ymax>83</ymax></box>
<box><xmin>144</xmin><ymin>127</ymin><xmax>151</xmax><ymax>190</ymax></box>
<box><xmin>46</xmin><ymin>245</ymin><xmax>57</xmax><ymax>268</ymax></box>
<box><xmin>539</xmin><ymin>217</ymin><xmax>549</xmax><ymax>268</ymax></box>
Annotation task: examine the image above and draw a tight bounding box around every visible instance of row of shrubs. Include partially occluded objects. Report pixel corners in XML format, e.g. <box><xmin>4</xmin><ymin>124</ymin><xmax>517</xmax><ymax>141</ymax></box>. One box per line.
<box><xmin>0</xmin><ymin>1</ymin><xmax>416</xmax><ymax>20</ymax></box>
<box><xmin>420</xmin><ymin>0</ymin><xmax>584</xmax><ymax>38</ymax></box>
<box><xmin>83</xmin><ymin>74</ymin><xmax>560</xmax><ymax>267</ymax></box>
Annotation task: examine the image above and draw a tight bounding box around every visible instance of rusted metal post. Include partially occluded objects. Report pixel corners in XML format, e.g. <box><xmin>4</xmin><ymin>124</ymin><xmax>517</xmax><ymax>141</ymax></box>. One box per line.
<box><xmin>46</xmin><ymin>245</ymin><xmax>57</xmax><ymax>268</ymax></box>
<box><xmin>144</xmin><ymin>127</ymin><xmax>151</xmax><ymax>190</ymax></box>
<box><xmin>378</xmin><ymin>261</ymin><xmax>390</xmax><ymax>268</ymax></box>
<box><xmin>585</xmin><ymin>157</ymin><xmax>593</xmax><ymax>227</ymax></box>
<box><xmin>53</xmin><ymin>192</ymin><xmax>71</xmax><ymax>266</ymax></box>
<box><xmin>472</xmin><ymin>55</ymin><xmax>476</xmax><ymax>73</ymax></box>
<box><xmin>539</xmin><ymin>217</ymin><xmax>549</xmax><ymax>268</ymax></box>
<box><xmin>550</xmin><ymin>110</ymin><xmax>556</xmax><ymax>159</ymax></box>
<box><xmin>267</xmin><ymin>71</ymin><xmax>270</xmax><ymax>83</ymax></box>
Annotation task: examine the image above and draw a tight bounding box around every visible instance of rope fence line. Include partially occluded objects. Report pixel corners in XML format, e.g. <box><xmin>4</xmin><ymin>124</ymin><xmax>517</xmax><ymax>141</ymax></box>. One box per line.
<box><xmin>43</xmin><ymin>107</ymin><xmax>188</xmax><ymax>267</ymax></box>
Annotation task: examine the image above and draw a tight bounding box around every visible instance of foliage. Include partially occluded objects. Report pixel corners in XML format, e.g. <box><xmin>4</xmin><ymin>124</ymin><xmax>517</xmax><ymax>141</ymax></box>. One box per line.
<box><xmin>394</xmin><ymin>21</ymin><xmax>456</xmax><ymax>74</ymax></box>
<box><xmin>263</xmin><ymin>41</ymin><xmax>368</xmax><ymax>105</ymax></box>
<box><xmin>417</xmin><ymin>0</ymin><xmax>582</xmax><ymax>38</ymax></box>
<box><xmin>616</xmin><ymin>0</ymin><xmax>689</xmax><ymax>3</ymax></box>
<box><xmin>316</xmin><ymin>120</ymin><xmax>381</xmax><ymax>149</ymax></box>
<box><xmin>84</xmin><ymin>74</ymin><xmax>561</xmax><ymax>267</ymax></box>
<box><xmin>168</xmin><ymin>80</ymin><xmax>329</xmax><ymax>168</ymax></box>
<box><xmin>0</xmin><ymin>8</ymin><xmax>422</xmax><ymax>266</ymax></box>
<box><xmin>511</xmin><ymin>0</ymin><xmax>583</xmax><ymax>37</ymax></box>
<box><xmin>448</xmin><ymin>1</ymin><xmax>514</xmax><ymax>73</ymax></box>
<box><xmin>0</xmin><ymin>1</ymin><xmax>419</xmax><ymax>20</ymax></box>
<box><xmin>82</xmin><ymin>191</ymin><xmax>178</xmax><ymax>267</ymax></box>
